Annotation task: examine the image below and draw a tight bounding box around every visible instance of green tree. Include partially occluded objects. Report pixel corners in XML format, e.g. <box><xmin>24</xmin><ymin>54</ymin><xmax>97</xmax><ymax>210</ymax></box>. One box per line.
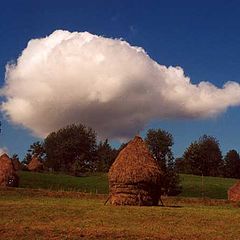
<box><xmin>27</xmin><ymin>141</ymin><xmax>45</xmax><ymax>160</ymax></box>
<box><xmin>182</xmin><ymin>141</ymin><xmax>202</xmax><ymax>175</ymax></box>
<box><xmin>175</xmin><ymin>157</ymin><xmax>185</xmax><ymax>173</ymax></box>
<box><xmin>44</xmin><ymin>124</ymin><xmax>98</xmax><ymax>174</ymax></box>
<box><xmin>224</xmin><ymin>150</ymin><xmax>240</xmax><ymax>178</ymax></box>
<box><xmin>182</xmin><ymin>135</ymin><xmax>223</xmax><ymax>177</ymax></box>
<box><xmin>96</xmin><ymin>139</ymin><xmax>117</xmax><ymax>172</ymax></box>
<box><xmin>145</xmin><ymin>129</ymin><xmax>181</xmax><ymax>196</ymax></box>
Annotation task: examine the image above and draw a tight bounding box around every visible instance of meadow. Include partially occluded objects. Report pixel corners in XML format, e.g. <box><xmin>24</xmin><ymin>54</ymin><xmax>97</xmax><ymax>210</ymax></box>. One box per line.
<box><xmin>1</xmin><ymin>187</ymin><xmax>240</xmax><ymax>240</ymax></box>
<box><xmin>1</xmin><ymin>172</ymin><xmax>239</xmax><ymax>239</ymax></box>
<box><xmin>18</xmin><ymin>171</ymin><xmax>237</xmax><ymax>199</ymax></box>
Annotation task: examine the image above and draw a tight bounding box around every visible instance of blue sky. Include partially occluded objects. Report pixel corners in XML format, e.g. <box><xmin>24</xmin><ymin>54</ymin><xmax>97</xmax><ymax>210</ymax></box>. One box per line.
<box><xmin>0</xmin><ymin>0</ymin><xmax>240</xmax><ymax>159</ymax></box>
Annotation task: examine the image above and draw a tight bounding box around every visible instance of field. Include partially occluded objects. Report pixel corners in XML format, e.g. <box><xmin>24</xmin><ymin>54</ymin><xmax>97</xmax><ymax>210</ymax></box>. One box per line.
<box><xmin>18</xmin><ymin>171</ymin><xmax>237</xmax><ymax>199</ymax></box>
<box><xmin>1</xmin><ymin>188</ymin><xmax>240</xmax><ymax>240</ymax></box>
<box><xmin>1</xmin><ymin>172</ymin><xmax>239</xmax><ymax>239</ymax></box>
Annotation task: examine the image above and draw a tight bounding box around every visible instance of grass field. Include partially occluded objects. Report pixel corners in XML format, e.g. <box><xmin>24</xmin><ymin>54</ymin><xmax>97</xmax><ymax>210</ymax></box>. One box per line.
<box><xmin>18</xmin><ymin>171</ymin><xmax>237</xmax><ymax>199</ymax></box>
<box><xmin>19</xmin><ymin>171</ymin><xmax>108</xmax><ymax>194</ymax></box>
<box><xmin>1</xmin><ymin>173</ymin><xmax>239</xmax><ymax>239</ymax></box>
<box><xmin>1</xmin><ymin>188</ymin><xmax>240</xmax><ymax>240</ymax></box>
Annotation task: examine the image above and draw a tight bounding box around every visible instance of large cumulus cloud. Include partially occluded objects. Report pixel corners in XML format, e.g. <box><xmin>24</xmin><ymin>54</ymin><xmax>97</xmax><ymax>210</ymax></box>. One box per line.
<box><xmin>1</xmin><ymin>30</ymin><xmax>240</xmax><ymax>139</ymax></box>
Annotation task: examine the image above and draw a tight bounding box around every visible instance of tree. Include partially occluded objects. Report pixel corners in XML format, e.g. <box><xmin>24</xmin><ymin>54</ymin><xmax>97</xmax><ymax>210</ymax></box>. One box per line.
<box><xmin>182</xmin><ymin>135</ymin><xmax>223</xmax><ymax>177</ymax></box>
<box><xmin>23</xmin><ymin>141</ymin><xmax>45</xmax><ymax>170</ymax></box>
<box><xmin>145</xmin><ymin>129</ymin><xmax>181</xmax><ymax>196</ymax></box>
<box><xmin>145</xmin><ymin>129</ymin><xmax>173</xmax><ymax>171</ymax></box>
<box><xmin>22</xmin><ymin>153</ymin><xmax>32</xmax><ymax>165</ymax></box>
<box><xmin>27</xmin><ymin>141</ymin><xmax>45</xmax><ymax>160</ymax></box>
<box><xmin>224</xmin><ymin>150</ymin><xmax>240</xmax><ymax>178</ymax></box>
<box><xmin>44</xmin><ymin>124</ymin><xmax>98</xmax><ymax>174</ymax></box>
<box><xmin>182</xmin><ymin>141</ymin><xmax>202</xmax><ymax>175</ymax></box>
<box><xmin>96</xmin><ymin>139</ymin><xmax>118</xmax><ymax>172</ymax></box>
<box><xmin>175</xmin><ymin>157</ymin><xmax>185</xmax><ymax>173</ymax></box>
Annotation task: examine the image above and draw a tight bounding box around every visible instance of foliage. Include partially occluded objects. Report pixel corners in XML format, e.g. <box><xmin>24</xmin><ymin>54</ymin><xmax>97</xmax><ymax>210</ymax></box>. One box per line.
<box><xmin>22</xmin><ymin>141</ymin><xmax>45</xmax><ymax>167</ymax></box>
<box><xmin>22</xmin><ymin>153</ymin><xmax>32</xmax><ymax>165</ymax></box>
<box><xmin>96</xmin><ymin>139</ymin><xmax>118</xmax><ymax>172</ymax></box>
<box><xmin>181</xmin><ymin>135</ymin><xmax>223</xmax><ymax>177</ymax></box>
<box><xmin>28</xmin><ymin>141</ymin><xmax>45</xmax><ymax>160</ymax></box>
<box><xmin>44</xmin><ymin>124</ymin><xmax>98</xmax><ymax>174</ymax></box>
<box><xmin>224</xmin><ymin>149</ymin><xmax>240</xmax><ymax>178</ymax></box>
<box><xmin>145</xmin><ymin>129</ymin><xmax>182</xmax><ymax>196</ymax></box>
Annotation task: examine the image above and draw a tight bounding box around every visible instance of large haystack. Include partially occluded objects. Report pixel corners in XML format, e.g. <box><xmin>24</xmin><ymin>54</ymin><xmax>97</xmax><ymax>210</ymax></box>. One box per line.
<box><xmin>28</xmin><ymin>156</ymin><xmax>43</xmax><ymax>172</ymax></box>
<box><xmin>0</xmin><ymin>154</ymin><xmax>19</xmax><ymax>187</ymax></box>
<box><xmin>228</xmin><ymin>181</ymin><xmax>240</xmax><ymax>201</ymax></box>
<box><xmin>108</xmin><ymin>136</ymin><xmax>162</xmax><ymax>206</ymax></box>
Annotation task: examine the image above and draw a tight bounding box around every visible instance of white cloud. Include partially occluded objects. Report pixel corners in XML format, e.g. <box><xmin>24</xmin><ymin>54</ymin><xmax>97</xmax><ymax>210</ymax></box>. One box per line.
<box><xmin>1</xmin><ymin>30</ymin><xmax>240</xmax><ymax>140</ymax></box>
<box><xmin>0</xmin><ymin>147</ymin><xmax>8</xmax><ymax>156</ymax></box>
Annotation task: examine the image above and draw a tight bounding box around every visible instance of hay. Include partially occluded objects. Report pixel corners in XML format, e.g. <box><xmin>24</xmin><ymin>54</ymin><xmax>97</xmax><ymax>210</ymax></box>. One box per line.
<box><xmin>228</xmin><ymin>181</ymin><xmax>240</xmax><ymax>201</ymax></box>
<box><xmin>0</xmin><ymin>154</ymin><xmax>19</xmax><ymax>187</ymax></box>
<box><xmin>28</xmin><ymin>156</ymin><xmax>44</xmax><ymax>172</ymax></box>
<box><xmin>108</xmin><ymin>136</ymin><xmax>162</xmax><ymax>206</ymax></box>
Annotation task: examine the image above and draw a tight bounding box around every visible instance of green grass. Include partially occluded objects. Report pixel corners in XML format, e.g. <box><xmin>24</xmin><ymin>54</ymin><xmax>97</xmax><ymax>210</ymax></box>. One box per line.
<box><xmin>179</xmin><ymin>174</ymin><xmax>237</xmax><ymax>199</ymax></box>
<box><xmin>0</xmin><ymin>188</ymin><xmax>240</xmax><ymax>240</ymax></box>
<box><xmin>18</xmin><ymin>171</ymin><xmax>238</xmax><ymax>199</ymax></box>
<box><xmin>19</xmin><ymin>171</ymin><xmax>109</xmax><ymax>193</ymax></box>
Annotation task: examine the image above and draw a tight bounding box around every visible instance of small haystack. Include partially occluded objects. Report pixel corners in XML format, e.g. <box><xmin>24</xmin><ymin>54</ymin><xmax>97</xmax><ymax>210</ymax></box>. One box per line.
<box><xmin>28</xmin><ymin>156</ymin><xmax>43</xmax><ymax>172</ymax></box>
<box><xmin>0</xmin><ymin>154</ymin><xmax>19</xmax><ymax>187</ymax></box>
<box><xmin>108</xmin><ymin>136</ymin><xmax>162</xmax><ymax>206</ymax></box>
<box><xmin>228</xmin><ymin>181</ymin><xmax>240</xmax><ymax>201</ymax></box>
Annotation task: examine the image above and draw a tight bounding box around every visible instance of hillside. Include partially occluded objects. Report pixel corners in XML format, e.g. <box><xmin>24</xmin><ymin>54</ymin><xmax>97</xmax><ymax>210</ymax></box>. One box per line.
<box><xmin>18</xmin><ymin>171</ymin><xmax>238</xmax><ymax>199</ymax></box>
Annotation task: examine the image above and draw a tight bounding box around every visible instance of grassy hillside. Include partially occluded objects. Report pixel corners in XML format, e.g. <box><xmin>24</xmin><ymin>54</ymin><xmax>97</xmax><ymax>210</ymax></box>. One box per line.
<box><xmin>179</xmin><ymin>174</ymin><xmax>237</xmax><ymax>199</ymax></box>
<box><xmin>18</xmin><ymin>171</ymin><xmax>238</xmax><ymax>199</ymax></box>
<box><xmin>0</xmin><ymin>188</ymin><xmax>240</xmax><ymax>240</ymax></box>
<box><xmin>19</xmin><ymin>171</ymin><xmax>108</xmax><ymax>194</ymax></box>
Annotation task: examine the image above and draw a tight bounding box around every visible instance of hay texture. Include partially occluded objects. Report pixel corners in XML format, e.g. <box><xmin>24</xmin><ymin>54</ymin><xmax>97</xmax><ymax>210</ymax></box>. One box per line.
<box><xmin>108</xmin><ymin>136</ymin><xmax>162</xmax><ymax>206</ymax></box>
<box><xmin>228</xmin><ymin>181</ymin><xmax>240</xmax><ymax>201</ymax></box>
<box><xmin>28</xmin><ymin>156</ymin><xmax>44</xmax><ymax>172</ymax></box>
<box><xmin>0</xmin><ymin>154</ymin><xmax>19</xmax><ymax>187</ymax></box>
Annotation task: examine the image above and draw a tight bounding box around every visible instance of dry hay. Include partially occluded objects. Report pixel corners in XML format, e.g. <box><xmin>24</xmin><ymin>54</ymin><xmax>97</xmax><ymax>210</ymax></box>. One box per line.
<box><xmin>108</xmin><ymin>136</ymin><xmax>162</xmax><ymax>206</ymax></box>
<box><xmin>228</xmin><ymin>181</ymin><xmax>240</xmax><ymax>201</ymax></box>
<box><xmin>28</xmin><ymin>156</ymin><xmax>44</xmax><ymax>172</ymax></box>
<box><xmin>0</xmin><ymin>154</ymin><xmax>19</xmax><ymax>187</ymax></box>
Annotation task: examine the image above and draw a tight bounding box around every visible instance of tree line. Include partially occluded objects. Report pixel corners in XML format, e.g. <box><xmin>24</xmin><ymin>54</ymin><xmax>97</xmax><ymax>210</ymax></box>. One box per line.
<box><xmin>18</xmin><ymin>123</ymin><xmax>240</xmax><ymax>196</ymax></box>
<box><xmin>19</xmin><ymin>123</ymin><xmax>180</xmax><ymax>195</ymax></box>
<box><xmin>175</xmin><ymin>135</ymin><xmax>240</xmax><ymax>178</ymax></box>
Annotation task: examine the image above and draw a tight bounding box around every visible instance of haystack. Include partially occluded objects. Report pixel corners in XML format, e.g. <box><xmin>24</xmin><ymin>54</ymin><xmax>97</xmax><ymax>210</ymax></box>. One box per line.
<box><xmin>27</xmin><ymin>156</ymin><xmax>43</xmax><ymax>172</ymax></box>
<box><xmin>108</xmin><ymin>136</ymin><xmax>162</xmax><ymax>206</ymax></box>
<box><xmin>228</xmin><ymin>181</ymin><xmax>240</xmax><ymax>201</ymax></box>
<box><xmin>0</xmin><ymin>154</ymin><xmax>19</xmax><ymax>187</ymax></box>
